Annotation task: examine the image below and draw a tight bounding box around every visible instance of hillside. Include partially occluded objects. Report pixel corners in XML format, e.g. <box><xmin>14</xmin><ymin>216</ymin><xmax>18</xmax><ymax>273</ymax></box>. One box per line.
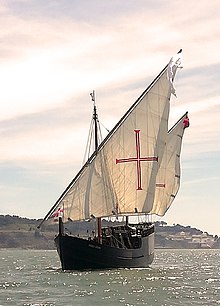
<box><xmin>0</xmin><ymin>215</ymin><xmax>219</xmax><ymax>249</ymax></box>
<box><xmin>0</xmin><ymin>215</ymin><xmax>56</xmax><ymax>249</ymax></box>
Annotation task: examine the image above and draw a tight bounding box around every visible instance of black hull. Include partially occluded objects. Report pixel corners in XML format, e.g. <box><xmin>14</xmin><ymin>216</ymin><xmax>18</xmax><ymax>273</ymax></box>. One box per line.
<box><xmin>55</xmin><ymin>228</ymin><xmax>154</xmax><ymax>270</ymax></box>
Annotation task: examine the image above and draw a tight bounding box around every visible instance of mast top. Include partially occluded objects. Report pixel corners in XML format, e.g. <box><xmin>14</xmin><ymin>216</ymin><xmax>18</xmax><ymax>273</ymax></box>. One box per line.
<box><xmin>90</xmin><ymin>90</ymin><xmax>96</xmax><ymax>106</ymax></box>
<box><xmin>90</xmin><ymin>90</ymin><xmax>98</xmax><ymax>151</ymax></box>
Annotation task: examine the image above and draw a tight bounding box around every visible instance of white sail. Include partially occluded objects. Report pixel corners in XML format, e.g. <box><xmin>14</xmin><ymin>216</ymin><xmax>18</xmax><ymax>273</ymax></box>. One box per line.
<box><xmin>44</xmin><ymin>53</ymin><xmax>183</xmax><ymax>223</ymax></box>
<box><xmin>150</xmin><ymin>113</ymin><xmax>189</xmax><ymax>216</ymax></box>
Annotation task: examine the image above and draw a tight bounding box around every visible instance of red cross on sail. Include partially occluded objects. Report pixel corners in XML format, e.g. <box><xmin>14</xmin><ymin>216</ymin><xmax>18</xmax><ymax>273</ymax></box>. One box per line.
<box><xmin>116</xmin><ymin>129</ymin><xmax>158</xmax><ymax>190</ymax></box>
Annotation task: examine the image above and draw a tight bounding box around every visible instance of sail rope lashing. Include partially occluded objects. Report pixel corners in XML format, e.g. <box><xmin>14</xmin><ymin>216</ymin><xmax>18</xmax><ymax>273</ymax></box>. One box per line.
<box><xmin>83</xmin><ymin>114</ymin><xmax>103</xmax><ymax>164</ymax></box>
<box><xmin>97</xmin><ymin>119</ymin><xmax>105</xmax><ymax>148</ymax></box>
<box><xmin>83</xmin><ymin>116</ymin><xmax>95</xmax><ymax>164</ymax></box>
<box><xmin>100</xmin><ymin>121</ymin><xmax>110</xmax><ymax>133</ymax></box>
<box><xmin>83</xmin><ymin>91</ymin><xmax>104</xmax><ymax>163</ymax></box>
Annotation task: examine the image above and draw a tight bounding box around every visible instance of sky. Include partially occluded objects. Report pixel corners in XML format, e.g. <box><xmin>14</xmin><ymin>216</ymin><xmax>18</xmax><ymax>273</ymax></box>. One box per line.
<box><xmin>0</xmin><ymin>0</ymin><xmax>220</xmax><ymax>236</ymax></box>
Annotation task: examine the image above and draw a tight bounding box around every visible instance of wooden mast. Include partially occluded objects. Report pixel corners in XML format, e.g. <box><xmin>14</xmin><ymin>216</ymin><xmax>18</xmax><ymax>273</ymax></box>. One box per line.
<box><xmin>91</xmin><ymin>90</ymin><xmax>102</xmax><ymax>244</ymax></box>
<box><xmin>91</xmin><ymin>90</ymin><xmax>99</xmax><ymax>153</ymax></box>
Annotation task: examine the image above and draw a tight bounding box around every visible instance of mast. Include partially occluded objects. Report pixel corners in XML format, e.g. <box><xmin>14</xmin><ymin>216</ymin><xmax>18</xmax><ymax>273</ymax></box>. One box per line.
<box><xmin>91</xmin><ymin>90</ymin><xmax>99</xmax><ymax>151</ymax></box>
<box><xmin>91</xmin><ymin>90</ymin><xmax>102</xmax><ymax>243</ymax></box>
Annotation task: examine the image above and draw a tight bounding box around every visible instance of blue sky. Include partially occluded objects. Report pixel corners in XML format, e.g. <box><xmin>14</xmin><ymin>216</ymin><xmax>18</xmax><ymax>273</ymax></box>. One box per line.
<box><xmin>0</xmin><ymin>0</ymin><xmax>220</xmax><ymax>235</ymax></box>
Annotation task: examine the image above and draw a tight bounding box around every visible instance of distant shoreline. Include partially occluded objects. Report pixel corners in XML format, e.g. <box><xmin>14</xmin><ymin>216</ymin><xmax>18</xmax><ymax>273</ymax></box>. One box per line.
<box><xmin>0</xmin><ymin>215</ymin><xmax>219</xmax><ymax>249</ymax></box>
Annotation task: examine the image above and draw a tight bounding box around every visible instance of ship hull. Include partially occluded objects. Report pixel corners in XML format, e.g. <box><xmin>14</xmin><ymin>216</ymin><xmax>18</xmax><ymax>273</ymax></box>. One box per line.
<box><xmin>55</xmin><ymin>228</ymin><xmax>154</xmax><ymax>270</ymax></box>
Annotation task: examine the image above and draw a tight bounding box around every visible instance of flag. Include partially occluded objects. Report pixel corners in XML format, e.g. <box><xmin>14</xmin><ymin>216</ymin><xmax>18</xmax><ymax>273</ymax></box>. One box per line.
<box><xmin>183</xmin><ymin>115</ymin><xmax>190</xmax><ymax>128</ymax></box>
<box><xmin>50</xmin><ymin>207</ymin><xmax>64</xmax><ymax>222</ymax></box>
<box><xmin>167</xmin><ymin>49</ymin><xmax>183</xmax><ymax>97</ymax></box>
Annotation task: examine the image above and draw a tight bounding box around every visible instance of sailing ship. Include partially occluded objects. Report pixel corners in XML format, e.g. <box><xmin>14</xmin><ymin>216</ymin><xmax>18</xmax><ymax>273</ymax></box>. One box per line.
<box><xmin>39</xmin><ymin>50</ymin><xmax>189</xmax><ymax>270</ymax></box>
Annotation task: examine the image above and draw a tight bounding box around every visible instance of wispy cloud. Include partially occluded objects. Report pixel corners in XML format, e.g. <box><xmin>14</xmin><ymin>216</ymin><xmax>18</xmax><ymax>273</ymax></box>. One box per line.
<box><xmin>0</xmin><ymin>0</ymin><xmax>220</xmax><ymax>234</ymax></box>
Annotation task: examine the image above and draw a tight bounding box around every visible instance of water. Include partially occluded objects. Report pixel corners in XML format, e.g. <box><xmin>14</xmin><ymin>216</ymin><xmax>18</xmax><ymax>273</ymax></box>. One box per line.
<box><xmin>0</xmin><ymin>249</ymin><xmax>219</xmax><ymax>306</ymax></box>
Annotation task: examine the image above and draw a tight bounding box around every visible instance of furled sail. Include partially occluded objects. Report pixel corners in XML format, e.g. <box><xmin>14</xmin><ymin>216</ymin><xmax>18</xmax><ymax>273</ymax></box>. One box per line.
<box><xmin>42</xmin><ymin>52</ymin><xmax>183</xmax><ymax>224</ymax></box>
<box><xmin>150</xmin><ymin>112</ymin><xmax>189</xmax><ymax>216</ymax></box>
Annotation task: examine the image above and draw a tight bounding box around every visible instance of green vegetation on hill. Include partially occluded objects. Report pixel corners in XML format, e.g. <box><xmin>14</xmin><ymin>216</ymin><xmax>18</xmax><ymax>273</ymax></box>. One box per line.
<box><xmin>0</xmin><ymin>215</ymin><xmax>56</xmax><ymax>249</ymax></box>
<box><xmin>0</xmin><ymin>215</ymin><xmax>219</xmax><ymax>249</ymax></box>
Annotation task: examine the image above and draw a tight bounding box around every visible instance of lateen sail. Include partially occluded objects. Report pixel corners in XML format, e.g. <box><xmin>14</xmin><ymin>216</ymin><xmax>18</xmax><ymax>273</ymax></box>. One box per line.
<box><xmin>43</xmin><ymin>51</ymin><xmax>183</xmax><ymax>223</ymax></box>
<box><xmin>150</xmin><ymin>112</ymin><xmax>189</xmax><ymax>216</ymax></box>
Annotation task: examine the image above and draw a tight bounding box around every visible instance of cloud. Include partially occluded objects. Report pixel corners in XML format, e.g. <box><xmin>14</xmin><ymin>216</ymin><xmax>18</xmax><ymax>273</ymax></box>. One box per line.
<box><xmin>1</xmin><ymin>1</ymin><xmax>219</xmax><ymax>123</ymax></box>
<box><xmin>0</xmin><ymin>105</ymin><xmax>91</xmax><ymax>165</ymax></box>
<box><xmin>0</xmin><ymin>0</ymin><xmax>220</xmax><ymax>235</ymax></box>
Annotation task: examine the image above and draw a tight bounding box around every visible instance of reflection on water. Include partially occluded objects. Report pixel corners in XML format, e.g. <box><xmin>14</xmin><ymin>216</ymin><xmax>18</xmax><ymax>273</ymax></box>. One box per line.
<box><xmin>0</xmin><ymin>249</ymin><xmax>219</xmax><ymax>305</ymax></box>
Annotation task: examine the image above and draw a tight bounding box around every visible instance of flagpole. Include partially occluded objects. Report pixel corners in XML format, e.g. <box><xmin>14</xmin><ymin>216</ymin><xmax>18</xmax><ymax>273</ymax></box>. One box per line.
<box><xmin>90</xmin><ymin>90</ymin><xmax>99</xmax><ymax>151</ymax></box>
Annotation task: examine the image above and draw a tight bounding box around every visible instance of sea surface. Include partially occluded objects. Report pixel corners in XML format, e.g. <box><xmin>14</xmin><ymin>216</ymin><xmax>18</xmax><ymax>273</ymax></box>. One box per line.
<box><xmin>0</xmin><ymin>249</ymin><xmax>219</xmax><ymax>306</ymax></box>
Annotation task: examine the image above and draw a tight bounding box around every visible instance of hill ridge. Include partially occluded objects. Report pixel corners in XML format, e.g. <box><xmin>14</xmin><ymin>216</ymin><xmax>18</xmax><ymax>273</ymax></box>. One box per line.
<box><xmin>0</xmin><ymin>215</ymin><xmax>219</xmax><ymax>249</ymax></box>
